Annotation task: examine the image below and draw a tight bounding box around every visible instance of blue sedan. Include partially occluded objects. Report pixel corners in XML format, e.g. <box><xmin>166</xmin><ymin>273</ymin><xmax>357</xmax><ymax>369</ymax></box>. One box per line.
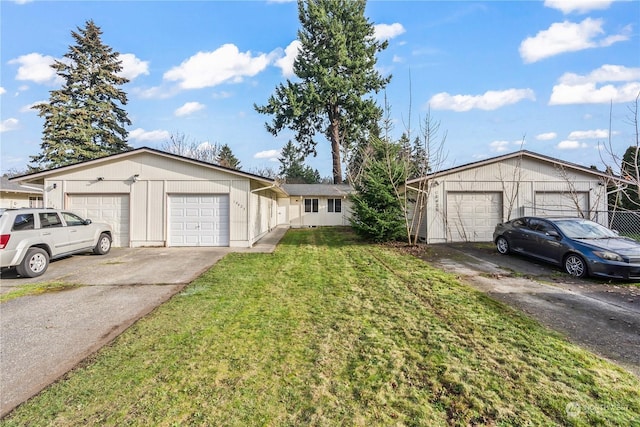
<box><xmin>493</xmin><ymin>217</ymin><xmax>640</xmax><ymax>279</ymax></box>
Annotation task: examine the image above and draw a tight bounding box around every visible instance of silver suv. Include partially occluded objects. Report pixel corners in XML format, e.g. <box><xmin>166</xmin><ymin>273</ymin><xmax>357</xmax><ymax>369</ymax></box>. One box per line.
<box><xmin>0</xmin><ymin>208</ymin><xmax>113</xmax><ymax>278</ymax></box>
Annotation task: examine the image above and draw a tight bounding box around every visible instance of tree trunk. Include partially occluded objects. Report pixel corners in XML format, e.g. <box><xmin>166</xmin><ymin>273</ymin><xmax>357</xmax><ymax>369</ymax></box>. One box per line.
<box><xmin>330</xmin><ymin>108</ymin><xmax>343</xmax><ymax>184</ymax></box>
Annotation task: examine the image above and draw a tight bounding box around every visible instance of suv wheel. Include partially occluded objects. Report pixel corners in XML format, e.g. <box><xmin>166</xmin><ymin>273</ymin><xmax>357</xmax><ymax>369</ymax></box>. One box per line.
<box><xmin>93</xmin><ymin>233</ymin><xmax>112</xmax><ymax>255</ymax></box>
<box><xmin>16</xmin><ymin>248</ymin><xmax>49</xmax><ymax>278</ymax></box>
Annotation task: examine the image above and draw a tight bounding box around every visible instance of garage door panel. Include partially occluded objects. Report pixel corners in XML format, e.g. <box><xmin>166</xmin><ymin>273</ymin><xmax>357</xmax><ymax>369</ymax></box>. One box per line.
<box><xmin>68</xmin><ymin>194</ymin><xmax>129</xmax><ymax>247</ymax></box>
<box><xmin>169</xmin><ymin>194</ymin><xmax>229</xmax><ymax>247</ymax></box>
<box><xmin>446</xmin><ymin>192</ymin><xmax>502</xmax><ymax>242</ymax></box>
<box><xmin>535</xmin><ymin>192</ymin><xmax>588</xmax><ymax>217</ymax></box>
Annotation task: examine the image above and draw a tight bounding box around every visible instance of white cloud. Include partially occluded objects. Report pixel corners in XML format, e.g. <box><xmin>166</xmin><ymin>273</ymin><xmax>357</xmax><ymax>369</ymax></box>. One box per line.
<box><xmin>374</xmin><ymin>23</ymin><xmax>406</xmax><ymax>41</ymax></box>
<box><xmin>133</xmin><ymin>85</ymin><xmax>180</xmax><ymax>100</ymax></box>
<box><xmin>429</xmin><ymin>88</ymin><xmax>535</xmax><ymax>112</ymax></box>
<box><xmin>549</xmin><ymin>82</ymin><xmax>640</xmax><ymax>105</ymax></box>
<box><xmin>0</xmin><ymin>118</ymin><xmax>20</xmax><ymax>133</ymax></box>
<box><xmin>519</xmin><ymin>18</ymin><xmax>630</xmax><ymax>63</ymax></box>
<box><xmin>544</xmin><ymin>0</ymin><xmax>615</xmax><ymax>14</ymax></box>
<box><xmin>19</xmin><ymin>100</ymin><xmax>46</xmax><ymax>113</ymax></box>
<box><xmin>8</xmin><ymin>53</ymin><xmax>60</xmax><ymax>85</ymax></box>
<box><xmin>118</xmin><ymin>53</ymin><xmax>150</xmax><ymax>81</ymax></box>
<box><xmin>254</xmin><ymin>149</ymin><xmax>280</xmax><ymax>161</ymax></box>
<box><xmin>129</xmin><ymin>128</ymin><xmax>170</xmax><ymax>142</ymax></box>
<box><xmin>536</xmin><ymin>132</ymin><xmax>557</xmax><ymax>141</ymax></box>
<box><xmin>489</xmin><ymin>141</ymin><xmax>511</xmax><ymax>152</ymax></box>
<box><xmin>558</xmin><ymin>64</ymin><xmax>640</xmax><ymax>85</ymax></box>
<box><xmin>550</xmin><ymin>65</ymin><xmax>640</xmax><ymax>105</ymax></box>
<box><xmin>164</xmin><ymin>43</ymin><xmax>274</xmax><ymax>89</ymax></box>
<box><xmin>174</xmin><ymin>101</ymin><xmax>205</xmax><ymax>117</ymax></box>
<box><xmin>13</xmin><ymin>0</ymin><xmax>34</xmax><ymax>4</ymax></box>
<box><xmin>275</xmin><ymin>40</ymin><xmax>301</xmax><ymax>78</ymax></box>
<box><xmin>0</xmin><ymin>87</ymin><xmax>5</xmax><ymax>95</ymax></box>
<box><xmin>568</xmin><ymin>129</ymin><xmax>610</xmax><ymax>140</ymax></box>
<box><xmin>557</xmin><ymin>140</ymin><xmax>589</xmax><ymax>149</ymax></box>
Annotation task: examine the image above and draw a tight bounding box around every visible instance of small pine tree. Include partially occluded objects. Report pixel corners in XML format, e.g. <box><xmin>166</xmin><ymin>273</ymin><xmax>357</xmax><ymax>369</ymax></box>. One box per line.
<box><xmin>216</xmin><ymin>144</ymin><xmax>241</xmax><ymax>169</ymax></box>
<box><xmin>350</xmin><ymin>137</ymin><xmax>407</xmax><ymax>242</ymax></box>
<box><xmin>30</xmin><ymin>20</ymin><xmax>131</xmax><ymax>171</ymax></box>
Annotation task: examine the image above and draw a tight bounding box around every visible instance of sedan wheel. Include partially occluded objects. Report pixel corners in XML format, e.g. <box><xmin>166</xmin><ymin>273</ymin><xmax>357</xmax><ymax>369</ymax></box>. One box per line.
<box><xmin>496</xmin><ymin>236</ymin><xmax>510</xmax><ymax>254</ymax></box>
<box><xmin>564</xmin><ymin>254</ymin><xmax>587</xmax><ymax>278</ymax></box>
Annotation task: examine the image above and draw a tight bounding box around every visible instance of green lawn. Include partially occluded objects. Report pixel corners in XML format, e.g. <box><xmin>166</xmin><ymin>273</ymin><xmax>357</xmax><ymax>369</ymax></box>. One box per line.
<box><xmin>3</xmin><ymin>228</ymin><xmax>639</xmax><ymax>426</ymax></box>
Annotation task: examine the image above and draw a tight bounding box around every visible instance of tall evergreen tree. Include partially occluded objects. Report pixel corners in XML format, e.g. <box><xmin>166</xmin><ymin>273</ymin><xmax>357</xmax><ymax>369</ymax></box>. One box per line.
<box><xmin>30</xmin><ymin>20</ymin><xmax>131</xmax><ymax>171</ymax></box>
<box><xmin>216</xmin><ymin>144</ymin><xmax>241</xmax><ymax>169</ymax></box>
<box><xmin>278</xmin><ymin>140</ymin><xmax>321</xmax><ymax>183</ymax></box>
<box><xmin>255</xmin><ymin>0</ymin><xmax>390</xmax><ymax>184</ymax></box>
<box><xmin>618</xmin><ymin>145</ymin><xmax>640</xmax><ymax>210</ymax></box>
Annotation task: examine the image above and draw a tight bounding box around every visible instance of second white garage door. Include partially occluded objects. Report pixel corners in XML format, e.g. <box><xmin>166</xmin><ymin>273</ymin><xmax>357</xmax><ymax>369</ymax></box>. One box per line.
<box><xmin>534</xmin><ymin>192</ymin><xmax>589</xmax><ymax>217</ymax></box>
<box><xmin>446</xmin><ymin>192</ymin><xmax>502</xmax><ymax>242</ymax></box>
<box><xmin>169</xmin><ymin>194</ymin><xmax>230</xmax><ymax>247</ymax></box>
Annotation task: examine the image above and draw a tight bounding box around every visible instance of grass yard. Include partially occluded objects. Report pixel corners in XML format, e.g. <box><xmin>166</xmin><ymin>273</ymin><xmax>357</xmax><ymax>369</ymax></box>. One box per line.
<box><xmin>2</xmin><ymin>228</ymin><xmax>639</xmax><ymax>426</ymax></box>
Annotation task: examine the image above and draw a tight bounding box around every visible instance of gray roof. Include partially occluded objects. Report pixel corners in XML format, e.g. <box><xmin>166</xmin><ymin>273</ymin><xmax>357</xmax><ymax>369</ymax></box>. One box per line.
<box><xmin>1</xmin><ymin>176</ymin><xmax>43</xmax><ymax>194</ymax></box>
<box><xmin>281</xmin><ymin>183</ymin><xmax>353</xmax><ymax>197</ymax></box>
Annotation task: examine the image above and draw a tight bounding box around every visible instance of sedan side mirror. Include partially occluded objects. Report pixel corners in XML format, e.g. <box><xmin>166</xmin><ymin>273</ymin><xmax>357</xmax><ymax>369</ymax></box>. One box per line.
<box><xmin>83</xmin><ymin>219</ymin><xmax>92</xmax><ymax>225</ymax></box>
<box><xmin>546</xmin><ymin>230</ymin><xmax>560</xmax><ymax>239</ymax></box>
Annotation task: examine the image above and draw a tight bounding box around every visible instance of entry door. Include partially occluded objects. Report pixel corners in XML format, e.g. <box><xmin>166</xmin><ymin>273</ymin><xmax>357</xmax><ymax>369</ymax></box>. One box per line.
<box><xmin>169</xmin><ymin>194</ymin><xmax>230</xmax><ymax>247</ymax></box>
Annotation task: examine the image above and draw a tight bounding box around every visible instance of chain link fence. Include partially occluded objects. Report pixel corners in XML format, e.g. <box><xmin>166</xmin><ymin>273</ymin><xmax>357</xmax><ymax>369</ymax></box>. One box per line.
<box><xmin>601</xmin><ymin>211</ymin><xmax>640</xmax><ymax>240</ymax></box>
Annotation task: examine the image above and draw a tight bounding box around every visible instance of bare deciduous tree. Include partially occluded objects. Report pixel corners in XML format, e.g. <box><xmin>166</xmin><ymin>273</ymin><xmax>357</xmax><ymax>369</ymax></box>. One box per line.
<box><xmin>160</xmin><ymin>132</ymin><xmax>220</xmax><ymax>164</ymax></box>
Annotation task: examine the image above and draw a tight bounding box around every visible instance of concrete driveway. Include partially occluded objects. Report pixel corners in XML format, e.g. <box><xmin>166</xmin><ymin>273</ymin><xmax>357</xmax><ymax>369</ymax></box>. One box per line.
<box><xmin>0</xmin><ymin>226</ymin><xmax>287</xmax><ymax>417</ymax></box>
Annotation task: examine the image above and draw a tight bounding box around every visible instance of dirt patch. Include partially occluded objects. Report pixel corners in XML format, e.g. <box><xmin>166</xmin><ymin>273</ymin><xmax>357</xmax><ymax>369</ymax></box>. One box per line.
<box><xmin>390</xmin><ymin>241</ymin><xmax>640</xmax><ymax>377</ymax></box>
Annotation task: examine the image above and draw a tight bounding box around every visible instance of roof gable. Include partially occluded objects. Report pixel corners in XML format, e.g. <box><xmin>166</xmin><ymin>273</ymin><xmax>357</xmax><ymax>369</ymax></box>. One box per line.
<box><xmin>407</xmin><ymin>150</ymin><xmax>623</xmax><ymax>184</ymax></box>
<box><xmin>10</xmin><ymin>147</ymin><xmax>276</xmax><ymax>185</ymax></box>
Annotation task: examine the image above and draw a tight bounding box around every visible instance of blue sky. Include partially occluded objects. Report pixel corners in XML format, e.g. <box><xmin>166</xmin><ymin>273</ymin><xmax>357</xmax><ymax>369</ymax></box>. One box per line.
<box><xmin>2</xmin><ymin>0</ymin><xmax>639</xmax><ymax>178</ymax></box>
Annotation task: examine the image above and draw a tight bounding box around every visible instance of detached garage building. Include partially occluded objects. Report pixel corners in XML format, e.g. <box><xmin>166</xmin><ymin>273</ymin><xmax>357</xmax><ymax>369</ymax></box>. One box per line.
<box><xmin>407</xmin><ymin>150</ymin><xmax>614</xmax><ymax>243</ymax></box>
<box><xmin>14</xmin><ymin>147</ymin><xmax>283</xmax><ymax>248</ymax></box>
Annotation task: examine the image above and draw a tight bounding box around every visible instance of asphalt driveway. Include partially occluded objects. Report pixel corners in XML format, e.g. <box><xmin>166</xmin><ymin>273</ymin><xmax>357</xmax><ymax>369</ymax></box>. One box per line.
<box><xmin>0</xmin><ymin>226</ymin><xmax>288</xmax><ymax>417</ymax></box>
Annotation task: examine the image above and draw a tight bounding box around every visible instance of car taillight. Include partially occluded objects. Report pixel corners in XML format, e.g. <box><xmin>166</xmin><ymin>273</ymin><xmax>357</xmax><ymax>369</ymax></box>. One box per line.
<box><xmin>0</xmin><ymin>234</ymin><xmax>10</xmax><ymax>249</ymax></box>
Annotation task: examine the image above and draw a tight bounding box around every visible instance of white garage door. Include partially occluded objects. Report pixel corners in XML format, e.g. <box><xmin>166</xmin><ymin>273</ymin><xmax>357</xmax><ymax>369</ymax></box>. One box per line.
<box><xmin>169</xmin><ymin>194</ymin><xmax>229</xmax><ymax>247</ymax></box>
<box><xmin>67</xmin><ymin>194</ymin><xmax>130</xmax><ymax>247</ymax></box>
<box><xmin>446</xmin><ymin>192</ymin><xmax>502</xmax><ymax>242</ymax></box>
<box><xmin>535</xmin><ymin>192</ymin><xmax>589</xmax><ymax>217</ymax></box>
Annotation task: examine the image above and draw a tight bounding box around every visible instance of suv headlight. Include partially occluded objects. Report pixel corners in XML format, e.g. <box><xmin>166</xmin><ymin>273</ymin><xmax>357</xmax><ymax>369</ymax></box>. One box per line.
<box><xmin>593</xmin><ymin>251</ymin><xmax>624</xmax><ymax>262</ymax></box>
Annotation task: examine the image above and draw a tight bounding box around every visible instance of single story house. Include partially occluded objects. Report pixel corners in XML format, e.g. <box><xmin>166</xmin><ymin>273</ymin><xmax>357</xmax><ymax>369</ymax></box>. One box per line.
<box><xmin>10</xmin><ymin>147</ymin><xmax>285</xmax><ymax>248</ymax></box>
<box><xmin>1</xmin><ymin>176</ymin><xmax>43</xmax><ymax>209</ymax></box>
<box><xmin>407</xmin><ymin>150</ymin><xmax>620</xmax><ymax>243</ymax></box>
<box><xmin>279</xmin><ymin>183</ymin><xmax>353</xmax><ymax>228</ymax></box>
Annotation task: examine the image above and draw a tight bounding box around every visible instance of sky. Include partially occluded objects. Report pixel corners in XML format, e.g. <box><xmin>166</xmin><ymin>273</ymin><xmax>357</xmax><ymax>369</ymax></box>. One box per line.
<box><xmin>1</xmin><ymin>0</ymin><xmax>639</xmax><ymax>178</ymax></box>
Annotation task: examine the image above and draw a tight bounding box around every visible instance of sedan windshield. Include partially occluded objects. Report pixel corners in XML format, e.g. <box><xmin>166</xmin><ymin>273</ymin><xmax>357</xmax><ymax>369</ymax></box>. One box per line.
<box><xmin>554</xmin><ymin>219</ymin><xmax>618</xmax><ymax>239</ymax></box>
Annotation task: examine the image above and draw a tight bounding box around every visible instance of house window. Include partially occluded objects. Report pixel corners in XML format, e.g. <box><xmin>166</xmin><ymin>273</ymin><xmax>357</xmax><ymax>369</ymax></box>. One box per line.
<box><xmin>328</xmin><ymin>198</ymin><xmax>342</xmax><ymax>213</ymax></box>
<box><xmin>29</xmin><ymin>196</ymin><xmax>43</xmax><ymax>208</ymax></box>
<box><xmin>304</xmin><ymin>198</ymin><xmax>318</xmax><ymax>213</ymax></box>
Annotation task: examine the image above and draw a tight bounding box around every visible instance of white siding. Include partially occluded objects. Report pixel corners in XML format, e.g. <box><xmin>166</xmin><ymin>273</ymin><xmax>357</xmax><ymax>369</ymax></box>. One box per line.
<box><xmin>286</xmin><ymin>196</ymin><xmax>352</xmax><ymax>227</ymax></box>
<box><xmin>38</xmin><ymin>150</ymin><xmax>278</xmax><ymax>248</ymax></box>
<box><xmin>416</xmin><ymin>155</ymin><xmax>609</xmax><ymax>243</ymax></box>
